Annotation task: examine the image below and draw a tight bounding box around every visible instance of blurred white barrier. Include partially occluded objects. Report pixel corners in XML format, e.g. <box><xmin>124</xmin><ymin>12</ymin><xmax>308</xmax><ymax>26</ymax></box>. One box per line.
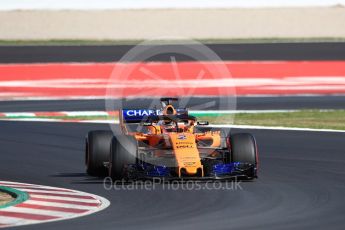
<box><xmin>1</xmin><ymin>0</ymin><xmax>345</xmax><ymax>10</ymax></box>
<box><xmin>1</xmin><ymin>8</ymin><xmax>345</xmax><ymax>40</ymax></box>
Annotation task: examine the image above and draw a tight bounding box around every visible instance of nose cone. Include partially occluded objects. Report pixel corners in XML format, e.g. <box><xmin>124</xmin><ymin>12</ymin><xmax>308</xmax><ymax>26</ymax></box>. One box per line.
<box><xmin>185</xmin><ymin>167</ymin><xmax>198</xmax><ymax>175</ymax></box>
<box><xmin>179</xmin><ymin>167</ymin><xmax>203</xmax><ymax>177</ymax></box>
<box><xmin>170</xmin><ymin>132</ymin><xmax>203</xmax><ymax>177</ymax></box>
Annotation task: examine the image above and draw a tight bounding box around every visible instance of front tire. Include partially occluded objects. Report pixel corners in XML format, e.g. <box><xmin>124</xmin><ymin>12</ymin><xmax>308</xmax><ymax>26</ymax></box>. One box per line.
<box><xmin>85</xmin><ymin>130</ymin><xmax>113</xmax><ymax>176</ymax></box>
<box><xmin>109</xmin><ymin>135</ymin><xmax>138</xmax><ymax>181</ymax></box>
<box><xmin>229</xmin><ymin>133</ymin><xmax>258</xmax><ymax>178</ymax></box>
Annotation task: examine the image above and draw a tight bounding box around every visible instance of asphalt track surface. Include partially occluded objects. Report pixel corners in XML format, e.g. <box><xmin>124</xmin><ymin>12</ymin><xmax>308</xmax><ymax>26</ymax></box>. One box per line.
<box><xmin>1</xmin><ymin>96</ymin><xmax>345</xmax><ymax>112</ymax></box>
<box><xmin>1</xmin><ymin>43</ymin><xmax>345</xmax><ymax>229</ymax></box>
<box><xmin>1</xmin><ymin>42</ymin><xmax>345</xmax><ymax>63</ymax></box>
<box><xmin>0</xmin><ymin>121</ymin><xmax>345</xmax><ymax>230</ymax></box>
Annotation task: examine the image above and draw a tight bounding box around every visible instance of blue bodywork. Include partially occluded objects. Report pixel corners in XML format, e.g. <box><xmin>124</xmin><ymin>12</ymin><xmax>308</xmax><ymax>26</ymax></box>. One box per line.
<box><xmin>129</xmin><ymin>163</ymin><xmax>170</xmax><ymax>177</ymax></box>
<box><xmin>122</xmin><ymin>109</ymin><xmax>188</xmax><ymax>123</ymax></box>
<box><xmin>127</xmin><ymin>161</ymin><xmax>253</xmax><ymax>179</ymax></box>
<box><xmin>145</xmin><ymin>164</ymin><xmax>170</xmax><ymax>177</ymax></box>
<box><xmin>212</xmin><ymin>162</ymin><xmax>241</xmax><ymax>176</ymax></box>
<box><xmin>122</xmin><ymin>109</ymin><xmax>160</xmax><ymax>123</ymax></box>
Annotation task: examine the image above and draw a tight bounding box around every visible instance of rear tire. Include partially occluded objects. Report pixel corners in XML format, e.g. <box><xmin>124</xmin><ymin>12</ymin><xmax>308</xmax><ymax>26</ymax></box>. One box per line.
<box><xmin>229</xmin><ymin>133</ymin><xmax>258</xmax><ymax>178</ymax></box>
<box><xmin>109</xmin><ymin>135</ymin><xmax>138</xmax><ymax>181</ymax></box>
<box><xmin>85</xmin><ymin>130</ymin><xmax>113</xmax><ymax>176</ymax></box>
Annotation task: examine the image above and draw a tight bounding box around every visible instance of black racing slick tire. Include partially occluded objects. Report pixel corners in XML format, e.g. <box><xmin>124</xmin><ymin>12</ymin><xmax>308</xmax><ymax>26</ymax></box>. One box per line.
<box><xmin>85</xmin><ymin>130</ymin><xmax>113</xmax><ymax>176</ymax></box>
<box><xmin>229</xmin><ymin>133</ymin><xmax>258</xmax><ymax>178</ymax></box>
<box><xmin>109</xmin><ymin>135</ymin><xmax>138</xmax><ymax>181</ymax></box>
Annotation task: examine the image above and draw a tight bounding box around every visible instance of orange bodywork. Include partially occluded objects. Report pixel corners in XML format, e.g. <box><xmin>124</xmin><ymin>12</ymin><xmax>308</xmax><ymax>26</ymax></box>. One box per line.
<box><xmin>169</xmin><ymin>133</ymin><xmax>203</xmax><ymax>176</ymax></box>
<box><xmin>131</xmin><ymin>129</ymin><xmax>221</xmax><ymax>177</ymax></box>
<box><xmin>120</xmin><ymin>103</ymin><xmax>222</xmax><ymax>177</ymax></box>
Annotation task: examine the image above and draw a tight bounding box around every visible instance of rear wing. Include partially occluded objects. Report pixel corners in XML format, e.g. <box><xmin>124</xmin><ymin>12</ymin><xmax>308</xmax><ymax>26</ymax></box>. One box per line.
<box><xmin>121</xmin><ymin>108</ymin><xmax>189</xmax><ymax>123</ymax></box>
<box><xmin>119</xmin><ymin>109</ymin><xmax>159</xmax><ymax>134</ymax></box>
<box><xmin>121</xmin><ymin>109</ymin><xmax>161</xmax><ymax>124</ymax></box>
<box><xmin>119</xmin><ymin>109</ymin><xmax>188</xmax><ymax>133</ymax></box>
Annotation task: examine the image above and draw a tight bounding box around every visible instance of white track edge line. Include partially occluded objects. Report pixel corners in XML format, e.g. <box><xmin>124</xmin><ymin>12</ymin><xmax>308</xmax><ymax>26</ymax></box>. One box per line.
<box><xmin>0</xmin><ymin>117</ymin><xmax>344</xmax><ymax>133</ymax></box>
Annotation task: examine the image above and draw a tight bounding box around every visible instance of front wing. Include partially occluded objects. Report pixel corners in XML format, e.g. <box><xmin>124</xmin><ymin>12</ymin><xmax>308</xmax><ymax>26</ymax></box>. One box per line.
<box><xmin>124</xmin><ymin>162</ymin><xmax>257</xmax><ymax>181</ymax></box>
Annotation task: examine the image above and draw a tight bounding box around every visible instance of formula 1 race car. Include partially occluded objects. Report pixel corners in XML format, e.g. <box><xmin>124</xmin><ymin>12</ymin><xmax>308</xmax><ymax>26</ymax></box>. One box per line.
<box><xmin>85</xmin><ymin>98</ymin><xmax>258</xmax><ymax>181</ymax></box>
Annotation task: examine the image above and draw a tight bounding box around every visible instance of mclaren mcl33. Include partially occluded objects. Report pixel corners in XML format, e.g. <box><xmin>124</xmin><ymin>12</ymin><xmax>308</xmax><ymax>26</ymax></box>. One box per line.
<box><xmin>85</xmin><ymin>98</ymin><xmax>258</xmax><ymax>181</ymax></box>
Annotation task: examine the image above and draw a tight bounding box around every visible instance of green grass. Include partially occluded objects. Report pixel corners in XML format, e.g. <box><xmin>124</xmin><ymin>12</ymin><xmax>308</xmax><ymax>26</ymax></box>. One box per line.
<box><xmin>199</xmin><ymin>110</ymin><xmax>345</xmax><ymax>130</ymax></box>
<box><xmin>1</xmin><ymin>38</ymin><xmax>345</xmax><ymax>46</ymax></box>
<box><xmin>3</xmin><ymin>110</ymin><xmax>345</xmax><ymax>130</ymax></box>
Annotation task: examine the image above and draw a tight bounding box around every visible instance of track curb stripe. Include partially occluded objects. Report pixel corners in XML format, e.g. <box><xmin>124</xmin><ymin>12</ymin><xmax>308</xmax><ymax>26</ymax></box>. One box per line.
<box><xmin>0</xmin><ymin>211</ymin><xmax>58</xmax><ymax>220</ymax></box>
<box><xmin>16</xmin><ymin>203</ymin><xmax>88</xmax><ymax>214</ymax></box>
<box><xmin>7</xmin><ymin>186</ymin><xmax>77</xmax><ymax>193</ymax></box>
<box><xmin>26</xmin><ymin>192</ymin><xmax>94</xmax><ymax>199</ymax></box>
<box><xmin>1</xmin><ymin>114</ymin><xmax>345</xmax><ymax>133</ymax></box>
<box><xmin>0</xmin><ymin>111</ymin><xmax>117</xmax><ymax>118</ymax></box>
<box><xmin>29</xmin><ymin>197</ymin><xmax>100</xmax><ymax>206</ymax></box>
<box><xmin>0</xmin><ymin>109</ymin><xmax>320</xmax><ymax>119</ymax></box>
<box><xmin>0</xmin><ymin>181</ymin><xmax>110</xmax><ymax>228</ymax></box>
<box><xmin>1</xmin><ymin>110</ymin><xmax>345</xmax><ymax>133</ymax></box>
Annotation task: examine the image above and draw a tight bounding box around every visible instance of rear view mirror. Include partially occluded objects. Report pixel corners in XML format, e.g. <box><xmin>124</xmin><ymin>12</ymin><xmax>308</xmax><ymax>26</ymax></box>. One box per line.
<box><xmin>197</xmin><ymin>121</ymin><xmax>209</xmax><ymax>126</ymax></box>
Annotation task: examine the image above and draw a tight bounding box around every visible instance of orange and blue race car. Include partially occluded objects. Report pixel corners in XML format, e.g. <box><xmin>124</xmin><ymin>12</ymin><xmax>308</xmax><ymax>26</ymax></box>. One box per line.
<box><xmin>85</xmin><ymin>98</ymin><xmax>258</xmax><ymax>181</ymax></box>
